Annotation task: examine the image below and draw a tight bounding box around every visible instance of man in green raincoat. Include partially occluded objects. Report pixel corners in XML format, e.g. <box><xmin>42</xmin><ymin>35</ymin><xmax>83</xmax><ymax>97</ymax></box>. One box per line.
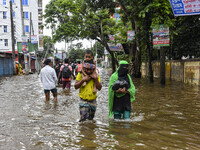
<box><xmin>108</xmin><ymin>60</ymin><xmax>136</xmax><ymax>119</ymax></box>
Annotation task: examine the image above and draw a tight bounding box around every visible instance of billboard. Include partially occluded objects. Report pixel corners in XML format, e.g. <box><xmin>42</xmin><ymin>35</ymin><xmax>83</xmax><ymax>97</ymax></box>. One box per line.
<box><xmin>21</xmin><ymin>35</ymin><xmax>29</xmax><ymax>53</ymax></box>
<box><xmin>108</xmin><ymin>43</ymin><xmax>123</xmax><ymax>51</ymax></box>
<box><xmin>169</xmin><ymin>0</ymin><xmax>200</xmax><ymax>16</ymax></box>
<box><xmin>108</xmin><ymin>34</ymin><xmax>123</xmax><ymax>51</ymax></box>
<box><xmin>153</xmin><ymin>25</ymin><xmax>170</xmax><ymax>47</ymax></box>
<box><xmin>31</xmin><ymin>35</ymin><xmax>37</xmax><ymax>44</ymax></box>
<box><xmin>127</xmin><ymin>31</ymin><xmax>135</xmax><ymax>41</ymax></box>
<box><xmin>110</xmin><ymin>7</ymin><xmax>121</xmax><ymax>23</ymax></box>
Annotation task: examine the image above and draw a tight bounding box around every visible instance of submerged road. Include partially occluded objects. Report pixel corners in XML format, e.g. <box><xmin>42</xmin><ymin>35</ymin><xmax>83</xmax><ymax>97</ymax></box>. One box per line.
<box><xmin>0</xmin><ymin>68</ymin><xmax>200</xmax><ymax>149</ymax></box>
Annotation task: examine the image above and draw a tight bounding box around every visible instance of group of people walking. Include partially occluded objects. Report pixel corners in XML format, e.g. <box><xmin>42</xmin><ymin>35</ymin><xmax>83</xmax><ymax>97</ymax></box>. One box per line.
<box><xmin>40</xmin><ymin>50</ymin><xmax>136</xmax><ymax>122</ymax></box>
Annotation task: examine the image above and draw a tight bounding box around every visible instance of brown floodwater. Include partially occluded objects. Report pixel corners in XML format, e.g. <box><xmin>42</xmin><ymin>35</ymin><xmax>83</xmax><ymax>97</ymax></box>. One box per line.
<box><xmin>0</xmin><ymin>68</ymin><xmax>200</xmax><ymax>150</ymax></box>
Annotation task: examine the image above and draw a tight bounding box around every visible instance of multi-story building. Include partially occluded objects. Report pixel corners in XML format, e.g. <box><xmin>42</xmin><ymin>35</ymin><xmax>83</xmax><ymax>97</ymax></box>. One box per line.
<box><xmin>0</xmin><ymin>0</ymin><xmax>43</xmax><ymax>53</ymax></box>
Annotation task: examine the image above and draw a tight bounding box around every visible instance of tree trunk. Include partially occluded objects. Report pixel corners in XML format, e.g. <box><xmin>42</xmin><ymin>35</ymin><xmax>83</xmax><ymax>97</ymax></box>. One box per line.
<box><xmin>110</xmin><ymin>52</ymin><xmax>116</xmax><ymax>72</ymax></box>
<box><xmin>160</xmin><ymin>47</ymin><xmax>165</xmax><ymax>85</ymax></box>
<box><xmin>103</xmin><ymin>41</ymin><xmax>116</xmax><ymax>73</ymax></box>
<box><xmin>133</xmin><ymin>21</ymin><xmax>141</xmax><ymax>78</ymax></box>
<box><xmin>133</xmin><ymin>47</ymin><xmax>141</xmax><ymax>78</ymax></box>
<box><xmin>147</xmin><ymin>29</ymin><xmax>154</xmax><ymax>83</ymax></box>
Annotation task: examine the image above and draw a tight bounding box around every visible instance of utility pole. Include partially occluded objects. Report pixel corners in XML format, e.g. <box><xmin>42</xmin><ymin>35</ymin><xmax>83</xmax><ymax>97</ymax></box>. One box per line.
<box><xmin>29</xmin><ymin>12</ymin><xmax>32</xmax><ymax>73</ymax></box>
<box><xmin>20</xmin><ymin>0</ymin><xmax>28</xmax><ymax>74</ymax></box>
<box><xmin>10</xmin><ymin>0</ymin><xmax>16</xmax><ymax>75</ymax></box>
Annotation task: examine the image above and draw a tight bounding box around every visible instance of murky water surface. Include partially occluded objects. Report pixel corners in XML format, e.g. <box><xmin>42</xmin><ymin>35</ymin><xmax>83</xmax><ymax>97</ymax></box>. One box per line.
<box><xmin>0</xmin><ymin>68</ymin><xmax>200</xmax><ymax>149</ymax></box>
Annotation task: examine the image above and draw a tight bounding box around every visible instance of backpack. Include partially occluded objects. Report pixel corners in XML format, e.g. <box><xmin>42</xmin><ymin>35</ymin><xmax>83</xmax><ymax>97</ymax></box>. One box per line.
<box><xmin>62</xmin><ymin>65</ymin><xmax>71</xmax><ymax>79</ymax></box>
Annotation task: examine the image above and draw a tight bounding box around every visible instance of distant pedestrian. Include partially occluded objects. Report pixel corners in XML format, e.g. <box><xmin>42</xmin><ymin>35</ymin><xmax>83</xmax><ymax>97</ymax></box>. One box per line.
<box><xmin>71</xmin><ymin>62</ymin><xmax>77</xmax><ymax>76</ymax></box>
<box><xmin>108</xmin><ymin>60</ymin><xmax>136</xmax><ymax>120</ymax></box>
<box><xmin>15</xmin><ymin>61</ymin><xmax>19</xmax><ymax>75</ymax></box>
<box><xmin>54</xmin><ymin>58</ymin><xmax>62</xmax><ymax>84</ymax></box>
<box><xmin>58</xmin><ymin>58</ymin><xmax>75</xmax><ymax>91</ymax></box>
<box><xmin>75</xmin><ymin>61</ymin><xmax>82</xmax><ymax>75</ymax></box>
<box><xmin>18</xmin><ymin>62</ymin><xmax>23</xmax><ymax>75</ymax></box>
<box><xmin>40</xmin><ymin>59</ymin><xmax>58</xmax><ymax>103</ymax></box>
<box><xmin>74</xmin><ymin>60</ymin><xmax>102</xmax><ymax>122</ymax></box>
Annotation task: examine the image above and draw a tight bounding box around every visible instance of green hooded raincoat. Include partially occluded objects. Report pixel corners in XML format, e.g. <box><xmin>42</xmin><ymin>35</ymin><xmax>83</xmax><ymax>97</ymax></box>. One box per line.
<box><xmin>108</xmin><ymin>60</ymin><xmax>136</xmax><ymax>118</ymax></box>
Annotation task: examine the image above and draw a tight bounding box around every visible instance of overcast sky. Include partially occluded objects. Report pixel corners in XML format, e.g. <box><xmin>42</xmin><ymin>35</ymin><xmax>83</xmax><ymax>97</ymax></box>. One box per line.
<box><xmin>42</xmin><ymin>0</ymin><xmax>92</xmax><ymax>51</ymax></box>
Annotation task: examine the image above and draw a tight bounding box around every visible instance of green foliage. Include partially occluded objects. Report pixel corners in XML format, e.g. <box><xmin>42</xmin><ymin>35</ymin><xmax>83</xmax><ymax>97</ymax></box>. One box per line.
<box><xmin>68</xmin><ymin>43</ymin><xmax>85</xmax><ymax>62</ymax></box>
<box><xmin>44</xmin><ymin>0</ymin><xmax>200</xmax><ymax>65</ymax></box>
<box><xmin>92</xmin><ymin>41</ymin><xmax>105</xmax><ymax>58</ymax></box>
<box><xmin>117</xmin><ymin>53</ymin><xmax>129</xmax><ymax>62</ymax></box>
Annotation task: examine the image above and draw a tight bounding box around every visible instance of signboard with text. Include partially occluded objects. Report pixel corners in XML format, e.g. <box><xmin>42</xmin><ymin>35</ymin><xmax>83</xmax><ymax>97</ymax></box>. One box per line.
<box><xmin>108</xmin><ymin>34</ymin><xmax>123</xmax><ymax>51</ymax></box>
<box><xmin>169</xmin><ymin>0</ymin><xmax>200</xmax><ymax>16</ymax></box>
<box><xmin>153</xmin><ymin>25</ymin><xmax>170</xmax><ymax>47</ymax></box>
<box><xmin>108</xmin><ymin>43</ymin><xmax>123</xmax><ymax>51</ymax></box>
<box><xmin>21</xmin><ymin>35</ymin><xmax>29</xmax><ymax>53</ymax></box>
<box><xmin>110</xmin><ymin>7</ymin><xmax>121</xmax><ymax>23</ymax></box>
<box><xmin>127</xmin><ymin>31</ymin><xmax>135</xmax><ymax>41</ymax></box>
<box><xmin>31</xmin><ymin>35</ymin><xmax>37</xmax><ymax>44</ymax></box>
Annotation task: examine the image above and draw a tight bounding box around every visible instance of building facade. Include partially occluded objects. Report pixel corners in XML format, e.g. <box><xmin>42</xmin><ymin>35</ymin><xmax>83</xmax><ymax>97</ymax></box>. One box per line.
<box><xmin>0</xmin><ymin>0</ymin><xmax>43</xmax><ymax>53</ymax></box>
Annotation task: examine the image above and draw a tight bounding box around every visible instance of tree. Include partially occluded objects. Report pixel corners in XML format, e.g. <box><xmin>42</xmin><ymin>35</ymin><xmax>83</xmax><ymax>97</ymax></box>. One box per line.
<box><xmin>68</xmin><ymin>43</ymin><xmax>85</xmax><ymax>62</ymax></box>
<box><xmin>44</xmin><ymin>0</ymin><xmax>120</xmax><ymax>72</ymax></box>
<box><xmin>37</xmin><ymin>36</ymin><xmax>54</xmax><ymax>60</ymax></box>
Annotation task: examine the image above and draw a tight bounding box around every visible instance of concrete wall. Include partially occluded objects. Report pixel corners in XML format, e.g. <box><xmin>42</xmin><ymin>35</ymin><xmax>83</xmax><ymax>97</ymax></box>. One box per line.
<box><xmin>184</xmin><ymin>61</ymin><xmax>200</xmax><ymax>86</ymax></box>
<box><xmin>141</xmin><ymin>60</ymin><xmax>200</xmax><ymax>86</ymax></box>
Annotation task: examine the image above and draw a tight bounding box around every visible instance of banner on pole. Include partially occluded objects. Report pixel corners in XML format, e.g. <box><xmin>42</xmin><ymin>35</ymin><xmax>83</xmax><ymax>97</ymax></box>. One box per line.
<box><xmin>21</xmin><ymin>35</ymin><xmax>29</xmax><ymax>53</ymax></box>
<box><xmin>169</xmin><ymin>0</ymin><xmax>200</xmax><ymax>16</ymax></box>
<box><xmin>108</xmin><ymin>43</ymin><xmax>123</xmax><ymax>51</ymax></box>
<box><xmin>127</xmin><ymin>31</ymin><xmax>135</xmax><ymax>41</ymax></box>
<box><xmin>110</xmin><ymin>7</ymin><xmax>121</xmax><ymax>23</ymax></box>
<box><xmin>108</xmin><ymin>34</ymin><xmax>123</xmax><ymax>51</ymax></box>
<box><xmin>153</xmin><ymin>25</ymin><xmax>170</xmax><ymax>47</ymax></box>
<box><xmin>31</xmin><ymin>35</ymin><xmax>37</xmax><ymax>44</ymax></box>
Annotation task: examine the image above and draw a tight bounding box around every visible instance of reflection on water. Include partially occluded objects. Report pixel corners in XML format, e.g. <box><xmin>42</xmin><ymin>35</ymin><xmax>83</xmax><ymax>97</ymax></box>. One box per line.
<box><xmin>0</xmin><ymin>69</ymin><xmax>200</xmax><ymax>149</ymax></box>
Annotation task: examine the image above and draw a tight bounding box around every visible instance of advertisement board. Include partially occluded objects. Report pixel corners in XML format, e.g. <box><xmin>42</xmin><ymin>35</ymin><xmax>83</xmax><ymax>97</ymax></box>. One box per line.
<box><xmin>169</xmin><ymin>0</ymin><xmax>200</xmax><ymax>16</ymax></box>
<box><xmin>127</xmin><ymin>31</ymin><xmax>135</xmax><ymax>41</ymax></box>
<box><xmin>153</xmin><ymin>25</ymin><xmax>170</xmax><ymax>47</ymax></box>
<box><xmin>22</xmin><ymin>35</ymin><xmax>29</xmax><ymax>53</ymax></box>
<box><xmin>31</xmin><ymin>35</ymin><xmax>37</xmax><ymax>44</ymax></box>
<box><xmin>108</xmin><ymin>43</ymin><xmax>123</xmax><ymax>51</ymax></box>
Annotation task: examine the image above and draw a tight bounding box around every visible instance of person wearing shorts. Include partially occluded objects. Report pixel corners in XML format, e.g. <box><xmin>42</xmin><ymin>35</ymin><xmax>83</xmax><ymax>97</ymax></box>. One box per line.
<box><xmin>40</xmin><ymin>59</ymin><xmax>58</xmax><ymax>102</ymax></box>
<box><xmin>74</xmin><ymin>57</ymin><xmax>102</xmax><ymax>122</ymax></box>
<box><xmin>58</xmin><ymin>58</ymin><xmax>75</xmax><ymax>91</ymax></box>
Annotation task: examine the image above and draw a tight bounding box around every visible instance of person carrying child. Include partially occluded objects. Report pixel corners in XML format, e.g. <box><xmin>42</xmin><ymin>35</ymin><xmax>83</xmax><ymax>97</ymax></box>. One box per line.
<box><xmin>108</xmin><ymin>60</ymin><xmax>136</xmax><ymax>120</ymax></box>
<box><xmin>74</xmin><ymin>51</ymin><xmax>102</xmax><ymax>122</ymax></box>
<box><xmin>81</xmin><ymin>50</ymin><xmax>99</xmax><ymax>93</ymax></box>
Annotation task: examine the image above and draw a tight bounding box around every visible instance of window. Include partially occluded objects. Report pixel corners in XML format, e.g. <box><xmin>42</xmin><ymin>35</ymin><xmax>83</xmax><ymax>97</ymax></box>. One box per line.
<box><xmin>24</xmin><ymin>12</ymin><xmax>29</xmax><ymax>19</ymax></box>
<box><xmin>13</xmin><ymin>12</ymin><xmax>15</xmax><ymax>18</ymax></box>
<box><xmin>25</xmin><ymin>25</ymin><xmax>29</xmax><ymax>32</ymax></box>
<box><xmin>4</xmin><ymin>26</ymin><xmax>7</xmax><ymax>32</ymax></box>
<box><xmin>23</xmin><ymin>0</ymin><xmax>28</xmax><ymax>5</ymax></box>
<box><xmin>3</xmin><ymin>0</ymin><xmax>6</xmax><ymax>5</ymax></box>
<box><xmin>3</xmin><ymin>12</ymin><xmax>7</xmax><ymax>19</ymax></box>
<box><xmin>4</xmin><ymin>39</ymin><xmax>8</xmax><ymax>46</ymax></box>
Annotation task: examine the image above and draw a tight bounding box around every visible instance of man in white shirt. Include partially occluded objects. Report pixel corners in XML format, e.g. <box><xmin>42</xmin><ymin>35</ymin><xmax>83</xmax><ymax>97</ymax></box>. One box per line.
<box><xmin>40</xmin><ymin>59</ymin><xmax>58</xmax><ymax>102</ymax></box>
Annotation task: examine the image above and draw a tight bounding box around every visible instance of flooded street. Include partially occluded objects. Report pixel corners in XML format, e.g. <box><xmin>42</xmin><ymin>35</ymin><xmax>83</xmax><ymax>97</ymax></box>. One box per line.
<box><xmin>0</xmin><ymin>68</ymin><xmax>200</xmax><ymax>150</ymax></box>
